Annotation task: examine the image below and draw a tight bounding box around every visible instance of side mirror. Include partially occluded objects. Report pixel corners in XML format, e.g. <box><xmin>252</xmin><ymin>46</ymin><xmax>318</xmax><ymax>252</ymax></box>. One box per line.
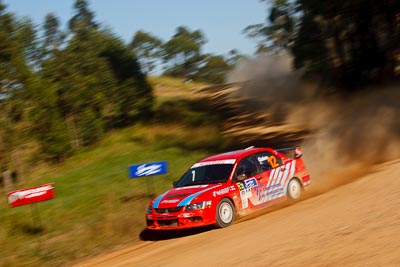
<box><xmin>172</xmin><ymin>181</ymin><xmax>178</xmax><ymax>187</ymax></box>
<box><xmin>236</xmin><ymin>173</ymin><xmax>247</xmax><ymax>182</ymax></box>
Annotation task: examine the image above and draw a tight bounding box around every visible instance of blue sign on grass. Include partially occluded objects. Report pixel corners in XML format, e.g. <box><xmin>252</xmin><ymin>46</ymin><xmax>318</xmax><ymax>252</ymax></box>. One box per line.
<box><xmin>129</xmin><ymin>161</ymin><xmax>168</xmax><ymax>178</ymax></box>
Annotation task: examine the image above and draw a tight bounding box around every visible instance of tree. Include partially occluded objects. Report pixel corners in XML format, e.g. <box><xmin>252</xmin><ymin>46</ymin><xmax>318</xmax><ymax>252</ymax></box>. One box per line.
<box><xmin>226</xmin><ymin>49</ymin><xmax>244</xmax><ymax>66</ymax></box>
<box><xmin>294</xmin><ymin>0</ymin><xmax>400</xmax><ymax>87</ymax></box>
<box><xmin>0</xmin><ymin>0</ymin><xmax>154</xmax><ymax>162</ymax></box>
<box><xmin>245</xmin><ymin>0</ymin><xmax>400</xmax><ymax>88</ymax></box>
<box><xmin>0</xmin><ymin>2</ymin><xmax>31</xmax><ymax>88</ymax></box>
<box><xmin>68</xmin><ymin>0</ymin><xmax>98</xmax><ymax>34</ymax></box>
<box><xmin>99</xmin><ymin>31</ymin><xmax>153</xmax><ymax>125</ymax></box>
<box><xmin>243</xmin><ymin>0</ymin><xmax>297</xmax><ymax>54</ymax></box>
<box><xmin>40</xmin><ymin>13</ymin><xmax>65</xmax><ymax>62</ymax></box>
<box><xmin>195</xmin><ymin>55</ymin><xmax>231</xmax><ymax>84</ymax></box>
<box><xmin>291</xmin><ymin>9</ymin><xmax>329</xmax><ymax>81</ymax></box>
<box><xmin>39</xmin><ymin>0</ymin><xmax>153</xmax><ymax>154</ymax></box>
<box><xmin>0</xmin><ymin>1</ymin><xmax>34</xmax><ymax>174</ymax></box>
<box><xmin>41</xmin><ymin>32</ymin><xmax>116</xmax><ymax>148</ymax></box>
<box><xmin>131</xmin><ymin>30</ymin><xmax>162</xmax><ymax>74</ymax></box>
<box><xmin>14</xmin><ymin>17</ymin><xmax>39</xmax><ymax>67</ymax></box>
<box><xmin>162</xmin><ymin>26</ymin><xmax>207</xmax><ymax>78</ymax></box>
<box><xmin>29</xmin><ymin>78</ymin><xmax>72</xmax><ymax>161</ymax></box>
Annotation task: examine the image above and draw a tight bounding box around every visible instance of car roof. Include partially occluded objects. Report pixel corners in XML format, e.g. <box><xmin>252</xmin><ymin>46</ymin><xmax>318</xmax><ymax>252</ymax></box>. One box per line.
<box><xmin>199</xmin><ymin>147</ymin><xmax>276</xmax><ymax>162</ymax></box>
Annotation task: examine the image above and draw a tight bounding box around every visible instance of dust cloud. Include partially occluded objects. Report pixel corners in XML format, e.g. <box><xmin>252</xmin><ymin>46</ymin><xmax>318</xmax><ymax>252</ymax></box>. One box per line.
<box><xmin>227</xmin><ymin>54</ymin><xmax>400</xmax><ymax>191</ymax></box>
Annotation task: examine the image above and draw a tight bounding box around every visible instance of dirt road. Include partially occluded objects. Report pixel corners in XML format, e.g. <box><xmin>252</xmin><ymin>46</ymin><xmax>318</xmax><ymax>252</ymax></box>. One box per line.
<box><xmin>75</xmin><ymin>159</ymin><xmax>400</xmax><ymax>267</ymax></box>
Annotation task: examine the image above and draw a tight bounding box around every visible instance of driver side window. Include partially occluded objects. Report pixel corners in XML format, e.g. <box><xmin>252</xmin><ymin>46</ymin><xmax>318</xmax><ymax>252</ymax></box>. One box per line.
<box><xmin>235</xmin><ymin>156</ymin><xmax>259</xmax><ymax>180</ymax></box>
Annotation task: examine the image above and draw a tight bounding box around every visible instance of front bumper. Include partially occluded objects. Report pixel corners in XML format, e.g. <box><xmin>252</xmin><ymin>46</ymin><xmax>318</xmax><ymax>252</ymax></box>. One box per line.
<box><xmin>146</xmin><ymin>208</ymin><xmax>214</xmax><ymax>230</ymax></box>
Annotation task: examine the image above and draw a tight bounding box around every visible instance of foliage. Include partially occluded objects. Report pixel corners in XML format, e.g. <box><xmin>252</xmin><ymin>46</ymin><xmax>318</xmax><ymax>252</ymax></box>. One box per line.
<box><xmin>68</xmin><ymin>0</ymin><xmax>98</xmax><ymax>34</ymax></box>
<box><xmin>29</xmin><ymin>78</ymin><xmax>72</xmax><ymax>161</ymax></box>
<box><xmin>100</xmin><ymin>32</ymin><xmax>154</xmax><ymax>124</ymax></box>
<box><xmin>131</xmin><ymin>27</ymin><xmax>234</xmax><ymax>82</ymax></box>
<box><xmin>142</xmin><ymin>25</ymin><xmax>239</xmax><ymax>83</ymax></box>
<box><xmin>243</xmin><ymin>0</ymin><xmax>297</xmax><ymax>54</ymax></box>
<box><xmin>161</xmin><ymin>26</ymin><xmax>207</xmax><ymax>79</ymax></box>
<box><xmin>130</xmin><ymin>30</ymin><xmax>162</xmax><ymax>74</ymax></box>
<box><xmin>246</xmin><ymin>0</ymin><xmax>400</xmax><ymax>88</ymax></box>
<box><xmin>0</xmin><ymin>0</ymin><xmax>153</xmax><ymax>163</ymax></box>
<box><xmin>40</xmin><ymin>13</ymin><xmax>65</xmax><ymax>63</ymax></box>
<box><xmin>195</xmin><ymin>55</ymin><xmax>232</xmax><ymax>84</ymax></box>
<box><xmin>0</xmin><ymin>1</ymin><xmax>34</xmax><ymax>173</ymax></box>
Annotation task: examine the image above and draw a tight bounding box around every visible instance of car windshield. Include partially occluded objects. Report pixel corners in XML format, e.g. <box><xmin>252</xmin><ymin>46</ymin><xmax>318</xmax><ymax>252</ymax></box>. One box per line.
<box><xmin>174</xmin><ymin>164</ymin><xmax>234</xmax><ymax>187</ymax></box>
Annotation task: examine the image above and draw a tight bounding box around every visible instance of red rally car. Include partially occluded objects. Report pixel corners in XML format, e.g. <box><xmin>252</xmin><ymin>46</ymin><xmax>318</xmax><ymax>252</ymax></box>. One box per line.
<box><xmin>146</xmin><ymin>146</ymin><xmax>311</xmax><ymax>230</ymax></box>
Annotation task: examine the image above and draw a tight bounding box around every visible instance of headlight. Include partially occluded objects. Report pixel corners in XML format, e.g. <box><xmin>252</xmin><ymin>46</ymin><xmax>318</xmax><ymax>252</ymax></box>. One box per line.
<box><xmin>146</xmin><ymin>205</ymin><xmax>153</xmax><ymax>214</ymax></box>
<box><xmin>185</xmin><ymin>201</ymin><xmax>212</xmax><ymax>211</ymax></box>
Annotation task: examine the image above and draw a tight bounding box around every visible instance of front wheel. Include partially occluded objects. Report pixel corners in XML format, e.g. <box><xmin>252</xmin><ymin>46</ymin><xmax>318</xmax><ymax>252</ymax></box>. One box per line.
<box><xmin>215</xmin><ymin>198</ymin><xmax>235</xmax><ymax>228</ymax></box>
<box><xmin>287</xmin><ymin>178</ymin><xmax>302</xmax><ymax>200</ymax></box>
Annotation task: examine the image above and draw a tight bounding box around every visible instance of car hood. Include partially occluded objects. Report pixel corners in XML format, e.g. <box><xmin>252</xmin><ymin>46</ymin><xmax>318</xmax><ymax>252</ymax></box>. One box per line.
<box><xmin>152</xmin><ymin>184</ymin><xmax>222</xmax><ymax>209</ymax></box>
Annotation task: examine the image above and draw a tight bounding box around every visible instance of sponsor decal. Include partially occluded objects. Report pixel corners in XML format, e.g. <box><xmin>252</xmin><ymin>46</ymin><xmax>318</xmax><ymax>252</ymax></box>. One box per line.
<box><xmin>268</xmin><ymin>156</ymin><xmax>279</xmax><ymax>168</ymax></box>
<box><xmin>136</xmin><ymin>164</ymin><xmax>162</xmax><ymax>176</ymax></box>
<box><xmin>258</xmin><ymin>155</ymin><xmax>279</xmax><ymax>168</ymax></box>
<box><xmin>257</xmin><ymin>155</ymin><xmax>269</xmax><ymax>162</ymax></box>
<box><xmin>237</xmin><ymin>177</ymin><xmax>258</xmax><ymax>191</ymax></box>
<box><xmin>8</xmin><ymin>184</ymin><xmax>55</xmax><ymax>207</ymax></box>
<box><xmin>237</xmin><ymin>178</ymin><xmax>258</xmax><ymax>209</ymax></box>
<box><xmin>257</xmin><ymin>184</ymin><xmax>284</xmax><ymax>201</ymax></box>
<box><xmin>129</xmin><ymin>161</ymin><xmax>168</xmax><ymax>178</ymax></box>
<box><xmin>161</xmin><ymin>199</ymin><xmax>180</xmax><ymax>204</ymax></box>
<box><xmin>212</xmin><ymin>186</ymin><xmax>235</xmax><ymax>197</ymax></box>
<box><xmin>257</xmin><ymin>161</ymin><xmax>297</xmax><ymax>203</ymax></box>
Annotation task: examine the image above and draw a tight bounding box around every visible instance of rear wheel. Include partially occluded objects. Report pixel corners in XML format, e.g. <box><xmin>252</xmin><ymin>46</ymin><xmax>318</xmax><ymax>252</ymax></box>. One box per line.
<box><xmin>287</xmin><ymin>178</ymin><xmax>302</xmax><ymax>200</ymax></box>
<box><xmin>215</xmin><ymin>198</ymin><xmax>235</xmax><ymax>228</ymax></box>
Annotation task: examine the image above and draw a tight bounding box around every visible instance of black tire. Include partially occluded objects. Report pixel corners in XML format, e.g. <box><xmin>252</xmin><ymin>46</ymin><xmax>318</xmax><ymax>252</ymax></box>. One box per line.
<box><xmin>287</xmin><ymin>178</ymin><xmax>302</xmax><ymax>201</ymax></box>
<box><xmin>215</xmin><ymin>198</ymin><xmax>235</xmax><ymax>228</ymax></box>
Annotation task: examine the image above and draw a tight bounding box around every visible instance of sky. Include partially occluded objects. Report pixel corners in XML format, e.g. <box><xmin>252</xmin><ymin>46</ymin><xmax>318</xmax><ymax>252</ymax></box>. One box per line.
<box><xmin>3</xmin><ymin>0</ymin><xmax>267</xmax><ymax>56</ymax></box>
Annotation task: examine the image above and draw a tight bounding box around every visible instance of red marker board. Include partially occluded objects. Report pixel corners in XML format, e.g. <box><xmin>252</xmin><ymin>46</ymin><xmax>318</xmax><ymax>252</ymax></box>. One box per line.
<box><xmin>8</xmin><ymin>183</ymin><xmax>55</xmax><ymax>207</ymax></box>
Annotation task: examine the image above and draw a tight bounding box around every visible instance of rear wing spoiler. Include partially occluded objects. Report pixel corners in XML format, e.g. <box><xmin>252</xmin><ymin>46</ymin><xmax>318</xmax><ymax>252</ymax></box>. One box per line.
<box><xmin>276</xmin><ymin>146</ymin><xmax>303</xmax><ymax>159</ymax></box>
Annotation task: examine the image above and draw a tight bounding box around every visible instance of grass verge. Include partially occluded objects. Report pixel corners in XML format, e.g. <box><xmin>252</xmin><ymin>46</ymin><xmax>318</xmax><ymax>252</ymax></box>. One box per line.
<box><xmin>0</xmin><ymin>77</ymin><xmax>228</xmax><ymax>266</ymax></box>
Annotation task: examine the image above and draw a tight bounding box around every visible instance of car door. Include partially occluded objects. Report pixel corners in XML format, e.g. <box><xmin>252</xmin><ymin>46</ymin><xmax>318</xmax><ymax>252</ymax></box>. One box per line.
<box><xmin>233</xmin><ymin>155</ymin><xmax>264</xmax><ymax>209</ymax></box>
<box><xmin>254</xmin><ymin>151</ymin><xmax>286</xmax><ymax>204</ymax></box>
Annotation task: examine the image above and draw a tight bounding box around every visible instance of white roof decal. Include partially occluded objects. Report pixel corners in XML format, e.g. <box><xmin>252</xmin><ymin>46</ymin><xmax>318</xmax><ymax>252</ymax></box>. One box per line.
<box><xmin>192</xmin><ymin>159</ymin><xmax>236</xmax><ymax>168</ymax></box>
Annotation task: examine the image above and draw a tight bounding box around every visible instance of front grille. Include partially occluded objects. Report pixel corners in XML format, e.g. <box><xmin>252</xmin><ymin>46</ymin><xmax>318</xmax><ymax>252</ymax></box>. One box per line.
<box><xmin>155</xmin><ymin>207</ymin><xmax>182</xmax><ymax>214</ymax></box>
<box><xmin>158</xmin><ymin>219</ymin><xmax>178</xmax><ymax>227</ymax></box>
<box><xmin>188</xmin><ymin>216</ymin><xmax>203</xmax><ymax>222</ymax></box>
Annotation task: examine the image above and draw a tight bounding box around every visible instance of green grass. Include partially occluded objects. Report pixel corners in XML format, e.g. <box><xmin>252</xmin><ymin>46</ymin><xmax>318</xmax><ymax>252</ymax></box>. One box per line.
<box><xmin>0</xmin><ymin>77</ymin><xmax>228</xmax><ymax>266</ymax></box>
<box><xmin>0</xmin><ymin>123</ymin><xmax>226</xmax><ymax>266</ymax></box>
